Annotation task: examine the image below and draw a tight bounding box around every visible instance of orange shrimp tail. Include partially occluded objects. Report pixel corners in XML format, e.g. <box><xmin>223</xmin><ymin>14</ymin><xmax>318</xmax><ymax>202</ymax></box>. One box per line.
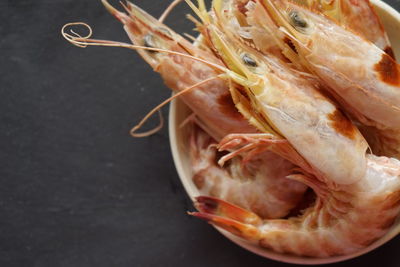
<box><xmin>195</xmin><ymin>196</ymin><xmax>262</xmax><ymax>225</ymax></box>
<box><xmin>191</xmin><ymin>196</ymin><xmax>261</xmax><ymax>239</ymax></box>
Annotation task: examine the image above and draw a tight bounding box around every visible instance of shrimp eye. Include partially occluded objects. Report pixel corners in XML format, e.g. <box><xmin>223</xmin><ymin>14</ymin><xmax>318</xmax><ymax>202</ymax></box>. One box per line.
<box><xmin>242</xmin><ymin>53</ymin><xmax>258</xmax><ymax>67</ymax></box>
<box><xmin>143</xmin><ymin>34</ymin><xmax>158</xmax><ymax>53</ymax></box>
<box><xmin>289</xmin><ymin>11</ymin><xmax>308</xmax><ymax>29</ymax></box>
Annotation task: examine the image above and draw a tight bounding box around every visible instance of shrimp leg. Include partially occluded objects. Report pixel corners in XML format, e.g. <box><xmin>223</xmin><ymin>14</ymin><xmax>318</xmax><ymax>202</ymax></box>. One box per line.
<box><xmin>217</xmin><ymin>133</ymin><xmax>315</xmax><ymax>177</ymax></box>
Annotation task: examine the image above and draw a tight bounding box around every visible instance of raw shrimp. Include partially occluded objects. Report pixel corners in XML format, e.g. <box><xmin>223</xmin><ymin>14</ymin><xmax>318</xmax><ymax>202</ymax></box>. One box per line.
<box><xmin>62</xmin><ymin>0</ymin><xmax>308</xmax><ymax>218</ymax></box>
<box><xmin>100</xmin><ymin>0</ymin><xmax>255</xmax><ymax>141</ymax></box>
<box><xmin>192</xmin><ymin>154</ymin><xmax>400</xmax><ymax>257</ymax></box>
<box><xmin>259</xmin><ymin>0</ymin><xmax>400</xmax><ymax>157</ymax></box>
<box><xmin>190</xmin><ymin>125</ymin><xmax>306</xmax><ymax>219</ymax></box>
<box><xmin>199</xmin><ymin>0</ymin><xmax>393</xmax><ymax>74</ymax></box>
<box><xmin>296</xmin><ymin>0</ymin><xmax>394</xmax><ymax>57</ymax></box>
<box><xmin>187</xmin><ymin>0</ymin><xmax>368</xmax><ymax>185</ymax></box>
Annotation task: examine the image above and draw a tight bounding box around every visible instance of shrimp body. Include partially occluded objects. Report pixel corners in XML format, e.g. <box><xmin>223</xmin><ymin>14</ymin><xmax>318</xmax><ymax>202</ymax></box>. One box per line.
<box><xmin>190</xmin><ymin>0</ymin><xmax>368</xmax><ymax>185</ymax></box>
<box><xmin>297</xmin><ymin>0</ymin><xmax>393</xmax><ymax>56</ymax></box>
<box><xmin>193</xmin><ymin>154</ymin><xmax>400</xmax><ymax>257</ymax></box>
<box><xmin>260</xmin><ymin>0</ymin><xmax>400</xmax><ymax>156</ymax></box>
<box><xmin>189</xmin><ymin>125</ymin><xmax>307</xmax><ymax>219</ymax></box>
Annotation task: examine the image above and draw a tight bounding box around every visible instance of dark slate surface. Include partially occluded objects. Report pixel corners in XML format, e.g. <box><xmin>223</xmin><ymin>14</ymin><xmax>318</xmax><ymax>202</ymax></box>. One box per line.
<box><xmin>1</xmin><ymin>0</ymin><xmax>400</xmax><ymax>266</ymax></box>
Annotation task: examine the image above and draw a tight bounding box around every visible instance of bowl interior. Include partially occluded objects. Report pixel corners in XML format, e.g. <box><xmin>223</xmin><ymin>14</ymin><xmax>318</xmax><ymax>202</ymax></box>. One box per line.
<box><xmin>168</xmin><ymin>0</ymin><xmax>400</xmax><ymax>264</ymax></box>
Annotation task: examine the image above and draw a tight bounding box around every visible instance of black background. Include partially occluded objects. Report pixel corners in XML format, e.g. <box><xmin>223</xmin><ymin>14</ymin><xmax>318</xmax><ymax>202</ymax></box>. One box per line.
<box><xmin>2</xmin><ymin>0</ymin><xmax>400</xmax><ymax>266</ymax></box>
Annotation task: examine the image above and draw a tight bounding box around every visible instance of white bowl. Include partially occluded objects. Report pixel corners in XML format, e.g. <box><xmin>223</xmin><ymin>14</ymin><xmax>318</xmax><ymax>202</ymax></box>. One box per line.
<box><xmin>168</xmin><ymin>0</ymin><xmax>400</xmax><ymax>264</ymax></box>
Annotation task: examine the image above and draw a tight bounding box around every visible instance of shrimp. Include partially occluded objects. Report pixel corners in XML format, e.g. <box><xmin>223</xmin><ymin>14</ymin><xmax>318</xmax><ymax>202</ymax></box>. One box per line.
<box><xmin>189</xmin><ymin>125</ymin><xmax>307</xmax><ymax>219</ymax></box>
<box><xmin>187</xmin><ymin>0</ymin><xmax>368</xmax><ymax>185</ymax></box>
<box><xmin>192</xmin><ymin>154</ymin><xmax>400</xmax><ymax>257</ymax></box>
<box><xmin>200</xmin><ymin>0</ymin><xmax>393</xmax><ymax>74</ymax></box>
<box><xmin>295</xmin><ymin>0</ymin><xmax>394</xmax><ymax>57</ymax></box>
<box><xmin>258</xmin><ymin>0</ymin><xmax>400</xmax><ymax>158</ymax></box>
<box><xmin>63</xmin><ymin>0</ymin><xmax>308</xmax><ymax>218</ymax></box>
<box><xmin>100</xmin><ymin>0</ymin><xmax>255</xmax><ymax>141</ymax></box>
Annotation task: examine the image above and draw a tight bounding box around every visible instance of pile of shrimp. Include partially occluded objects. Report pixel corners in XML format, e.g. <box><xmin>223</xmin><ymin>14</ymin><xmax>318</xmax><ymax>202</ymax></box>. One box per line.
<box><xmin>62</xmin><ymin>0</ymin><xmax>400</xmax><ymax>258</ymax></box>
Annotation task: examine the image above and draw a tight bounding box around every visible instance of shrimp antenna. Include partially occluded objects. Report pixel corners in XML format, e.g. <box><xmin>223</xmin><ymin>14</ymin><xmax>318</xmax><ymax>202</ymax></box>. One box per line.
<box><xmin>61</xmin><ymin>23</ymin><xmax>227</xmax><ymax>137</ymax></box>
<box><xmin>129</xmin><ymin>110</ymin><xmax>165</xmax><ymax>138</ymax></box>
<box><xmin>159</xmin><ymin>0</ymin><xmax>183</xmax><ymax>23</ymax></box>
<box><xmin>130</xmin><ymin>76</ymin><xmax>220</xmax><ymax>137</ymax></box>
<box><xmin>61</xmin><ymin>23</ymin><xmax>228</xmax><ymax>73</ymax></box>
<box><xmin>184</xmin><ymin>0</ymin><xmax>210</xmax><ymax>24</ymax></box>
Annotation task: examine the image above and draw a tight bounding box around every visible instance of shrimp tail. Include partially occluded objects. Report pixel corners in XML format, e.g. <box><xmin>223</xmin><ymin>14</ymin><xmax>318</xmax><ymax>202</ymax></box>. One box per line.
<box><xmin>191</xmin><ymin>196</ymin><xmax>262</xmax><ymax>239</ymax></box>
<box><xmin>195</xmin><ymin>196</ymin><xmax>262</xmax><ymax>225</ymax></box>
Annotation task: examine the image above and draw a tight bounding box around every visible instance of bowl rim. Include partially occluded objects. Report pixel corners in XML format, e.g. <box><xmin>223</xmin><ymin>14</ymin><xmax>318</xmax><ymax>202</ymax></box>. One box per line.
<box><xmin>168</xmin><ymin>0</ymin><xmax>400</xmax><ymax>264</ymax></box>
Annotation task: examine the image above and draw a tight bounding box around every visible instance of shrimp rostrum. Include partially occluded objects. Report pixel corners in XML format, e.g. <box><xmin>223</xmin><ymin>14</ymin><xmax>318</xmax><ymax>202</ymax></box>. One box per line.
<box><xmin>186</xmin><ymin>0</ymin><xmax>400</xmax><ymax>257</ymax></box>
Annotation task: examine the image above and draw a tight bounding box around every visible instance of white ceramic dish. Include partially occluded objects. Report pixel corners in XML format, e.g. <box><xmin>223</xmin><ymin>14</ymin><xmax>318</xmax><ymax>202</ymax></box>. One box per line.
<box><xmin>169</xmin><ymin>0</ymin><xmax>400</xmax><ymax>264</ymax></box>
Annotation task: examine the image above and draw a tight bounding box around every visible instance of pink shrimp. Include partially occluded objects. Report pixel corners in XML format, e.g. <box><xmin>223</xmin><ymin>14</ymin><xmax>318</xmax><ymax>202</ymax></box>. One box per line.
<box><xmin>100</xmin><ymin>0</ymin><xmax>255</xmax><ymax>141</ymax></box>
<box><xmin>258</xmin><ymin>0</ymin><xmax>400</xmax><ymax>158</ymax></box>
<box><xmin>188</xmin><ymin>0</ymin><xmax>368</xmax><ymax>185</ymax></box>
<box><xmin>297</xmin><ymin>0</ymin><xmax>394</xmax><ymax>57</ymax></box>
<box><xmin>205</xmin><ymin>0</ymin><xmax>393</xmax><ymax>70</ymax></box>
<box><xmin>192</xmin><ymin>154</ymin><xmax>400</xmax><ymax>257</ymax></box>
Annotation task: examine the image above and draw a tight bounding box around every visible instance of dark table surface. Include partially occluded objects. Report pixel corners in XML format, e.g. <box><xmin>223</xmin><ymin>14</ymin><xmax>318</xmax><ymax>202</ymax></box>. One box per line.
<box><xmin>2</xmin><ymin>0</ymin><xmax>400</xmax><ymax>266</ymax></box>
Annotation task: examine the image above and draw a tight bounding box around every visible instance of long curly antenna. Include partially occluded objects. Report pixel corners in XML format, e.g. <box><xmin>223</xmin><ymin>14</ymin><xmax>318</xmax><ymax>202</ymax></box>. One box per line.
<box><xmin>61</xmin><ymin>22</ymin><xmax>227</xmax><ymax>73</ymax></box>
<box><xmin>61</xmin><ymin>22</ymin><xmax>93</xmax><ymax>48</ymax></box>
<box><xmin>159</xmin><ymin>0</ymin><xmax>183</xmax><ymax>23</ymax></box>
